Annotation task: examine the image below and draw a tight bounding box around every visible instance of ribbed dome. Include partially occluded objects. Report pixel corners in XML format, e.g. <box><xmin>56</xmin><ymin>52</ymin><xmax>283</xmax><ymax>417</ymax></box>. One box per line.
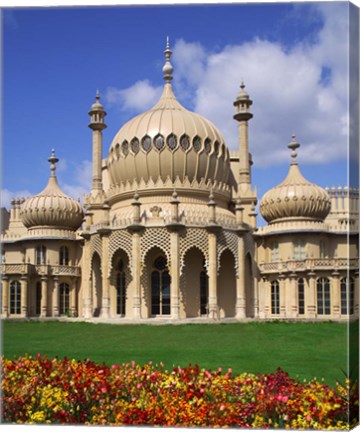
<box><xmin>260</xmin><ymin>136</ymin><xmax>331</xmax><ymax>224</ymax></box>
<box><xmin>20</xmin><ymin>151</ymin><xmax>84</xmax><ymax>231</ymax></box>
<box><xmin>107</xmin><ymin>41</ymin><xmax>230</xmax><ymax>193</ymax></box>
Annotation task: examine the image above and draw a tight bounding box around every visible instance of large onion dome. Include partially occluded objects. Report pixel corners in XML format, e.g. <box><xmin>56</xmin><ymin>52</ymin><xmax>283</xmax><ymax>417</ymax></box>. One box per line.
<box><xmin>260</xmin><ymin>136</ymin><xmax>331</xmax><ymax>224</ymax></box>
<box><xmin>107</xmin><ymin>39</ymin><xmax>230</xmax><ymax>193</ymax></box>
<box><xmin>20</xmin><ymin>150</ymin><xmax>84</xmax><ymax>231</ymax></box>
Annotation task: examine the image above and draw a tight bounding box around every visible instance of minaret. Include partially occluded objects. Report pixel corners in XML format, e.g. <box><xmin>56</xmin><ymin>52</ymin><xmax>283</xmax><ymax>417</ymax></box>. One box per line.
<box><xmin>233</xmin><ymin>82</ymin><xmax>257</xmax><ymax>228</ymax></box>
<box><xmin>233</xmin><ymin>82</ymin><xmax>253</xmax><ymax>186</ymax></box>
<box><xmin>89</xmin><ymin>90</ymin><xmax>107</xmax><ymax>194</ymax></box>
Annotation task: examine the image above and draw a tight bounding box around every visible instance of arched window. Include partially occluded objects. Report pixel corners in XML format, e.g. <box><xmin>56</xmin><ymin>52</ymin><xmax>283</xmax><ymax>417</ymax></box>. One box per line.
<box><xmin>271</xmin><ymin>280</ymin><xmax>280</xmax><ymax>315</ymax></box>
<box><xmin>36</xmin><ymin>246</ymin><xmax>47</xmax><ymax>265</ymax></box>
<box><xmin>59</xmin><ymin>246</ymin><xmax>69</xmax><ymax>266</ymax></box>
<box><xmin>298</xmin><ymin>278</ymin><xmax>305</xmax><ymax>315</ymax></box>
<box><xmin>151</xmin><ymin>256</ymin><xmax>171</xmax><ymax>316</ymax></box>
<box><xmin>341</xmin><ymin>277</ymin><xmax>354</xmax><ymax>315</ymax></box>
<box><xmin>10</xmin><ymin>280</ymin><xmax>21</xmax><ymax>314</ymax></box>
<box><xmin>270</xmin><ymin>242</ymin><xmax>279</xmax><ymax>262</ymax></box>
<box><xmin>59</xmin><ymin>283</ymin><xmax>70</xmax><ymax>315</ymax></box>
<box><xmin>294</xmin><ymin>240</ymin><xmax>306</xmax><ymax>260</ymax></box>
<box><xmin>116</xmin><ymin>260</ymin><xmax>126</xmax><ymax>316</ymax></box>
<box><xmin>36</xmin><ymin>281</ymin><xmax>41</xmax><ymax>315</ymax></box>
<box><xmin>317</xmin><ymin>277</ymin><xmax>331</xmax><ymax>315</ymax></box>
<box><xmin>200</xmin><ymin>263</ymin><xmax>208</xmax><ymax>315</ymax></box>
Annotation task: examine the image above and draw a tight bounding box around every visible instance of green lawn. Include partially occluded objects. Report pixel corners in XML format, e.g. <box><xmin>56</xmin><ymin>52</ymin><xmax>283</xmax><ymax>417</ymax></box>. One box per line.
<box><xmin>2</xmin><ymin>320</ymin><xmax>356</xmax><ymax>386</ymax></box>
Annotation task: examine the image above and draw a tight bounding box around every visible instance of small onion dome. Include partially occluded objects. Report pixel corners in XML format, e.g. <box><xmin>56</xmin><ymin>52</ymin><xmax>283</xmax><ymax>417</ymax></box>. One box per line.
<box><xmin>20</xmin><ymin>150</ymin><xmax>84</xmax><ymax>231</ymax></box>
<box><xmin>260</xmin><ymin>136</ymin><xmax>331</xmax><ymax>224</ymax></box>
<box><xmin>90</xmin><ymin>89</ymin><xmax>105</xmax><ymax>111</ymax></box>
<box><xmin>107</xmin><ymin>39</ymin><xmax>230</xmax><ymax>189</ymax></box>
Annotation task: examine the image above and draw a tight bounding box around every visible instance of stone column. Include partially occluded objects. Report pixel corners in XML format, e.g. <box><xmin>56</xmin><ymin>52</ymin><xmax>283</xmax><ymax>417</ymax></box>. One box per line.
<box><xmin>132</xmin><ymin>232</ymin><xmax>142</xmax><ymax>319</ymax></box>
<box><xmin>307</xmin><ymin>271</ymin><xmax>317</xmax><ymax>319</ymax></box>
<box><xmin>101</xmin><ymin>233</ymin><xmax>110</xmax><ymax>319</ymax></box>
<box><xmin>279</xmin><ymin>274</ymin><xmax>286</xmax><ymax>318</ymax></box>
<box><xmin>236</xmin><ymin>235</ymin><xmax>246</xmax><ymax>319</ymax></box>
<box><xmin>331</xmin><ymin>271</ymin><xmax>341</xmax><ymax>318</ymax></box>
<box><xmin>289</xmin><ymin>273</ymin><xmax>298</xmax><ymax>319</ymax></box>
<box><xmin>208</xmin><ymin>232</ymin><xmax>218</xmax><ymax>319</ymax></box>
<box><xmin>20</xmin><ymin>275</ymin><xmax>28</xmax><ymax>317</ymax></box>
<box><xmin>53</xmin><ymin>277</ymin><xmax>59</xmax><ymax>317</ymax></box>
<box><xmin>83</xmin><ymin>239</ymin><xmax>93</xmax><ymax>319</ymax></box>
<box><xmin>354</xmin><ymin>271</ymin><xmax>359</xmax><ymax>316</ymax></box>
<box><xmin>170</xmin><ymin>231</ymin><xmax>180</xmax><ymax>319</ymax></box>
<box><xmin>1</xmin><ymin>276</ymin><xmax>9</xmax><ymax>317</ymax></box>
<box><xmin>264</xmin><ymin>278</ymin><xmax>270</xmax><ymax>318</ymax></box>
<box><xmin>40</xmin><ymin>276</ymin><xmax>48</xmax><ymax>318</ymax></box>
<box><xmin>70</xmin><ymin>278</ymin><xmax>77</xmax><ymax>317</ymax></box>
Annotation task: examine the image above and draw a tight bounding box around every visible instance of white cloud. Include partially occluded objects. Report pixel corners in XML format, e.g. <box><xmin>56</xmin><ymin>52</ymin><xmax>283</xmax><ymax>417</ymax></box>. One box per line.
<box><xmin>1</xmin><ymin>189</ymin><xmax>32</xmax><ymax>210</ymax></box>
<box><xmin>105</xmin><ymin>80</ymin><xmax>162</xmax><ymax>113</ymax></box>
<box><xmin>169</xmin><ymin>3</ymin><xmax>349</xmax><ymax>167</ymax></box>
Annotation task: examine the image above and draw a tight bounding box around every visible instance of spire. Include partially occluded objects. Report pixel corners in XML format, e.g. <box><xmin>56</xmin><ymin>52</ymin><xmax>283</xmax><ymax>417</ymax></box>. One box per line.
<box><xmin>162</xmin><ymin>36</ymin><xmax>173</xmax><ymax>82</ymax></box>
<box><xmin>288</xmin><ymin>134</ymin><xmax>300</xmax><ymax>165</ymax></box>
<box><xmin>48</xmin><ymin>149</ymin><xmax>59</xmax><ymax>177</ymax></box>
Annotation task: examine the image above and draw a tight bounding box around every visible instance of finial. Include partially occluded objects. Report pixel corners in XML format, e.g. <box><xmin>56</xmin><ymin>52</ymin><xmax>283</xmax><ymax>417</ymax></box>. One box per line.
<box><xmin>48</xmin><ymin>148</ymin><xmax>59</xmax><ymax>176</ymax></box>
<box><xmin>96</xmin><ymin>89</ymin><xmax>100</xmax><ymax>101</ymax></box>
<box><xmin>288</xmin><ymin>134</ymin><xmax>300</xmax><ymax>164</ymax></box>
<box><xmin>162</xmin><ymin>36</ymin><xmax>173</xmax><ymax>82</ymax></box>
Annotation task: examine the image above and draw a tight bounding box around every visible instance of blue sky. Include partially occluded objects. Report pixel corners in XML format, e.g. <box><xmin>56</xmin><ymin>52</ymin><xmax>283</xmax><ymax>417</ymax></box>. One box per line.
<box><xmin>1</xmin><ymin>1</ymin><xmax>358</xmax><ymax>223</ymax></box>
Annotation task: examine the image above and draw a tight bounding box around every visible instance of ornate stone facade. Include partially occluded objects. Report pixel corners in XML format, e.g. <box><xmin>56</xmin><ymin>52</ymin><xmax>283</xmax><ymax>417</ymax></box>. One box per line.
<box><xmin>1</xmin><ymin>41</ymin><xmax>358</xmax><ymax>322</ymax></box>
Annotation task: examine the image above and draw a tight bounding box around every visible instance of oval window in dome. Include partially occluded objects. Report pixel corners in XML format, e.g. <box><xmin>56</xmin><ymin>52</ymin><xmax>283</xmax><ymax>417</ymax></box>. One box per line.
<box><xmin>193</xmin><ymin>136</ymin><xmax>202</xmax><ymax>153</ymax></box>
<box><xmin>154</xmin><ymin>134</ymin><xmax>165</xmax><ymax>151</ymax></box>
<box><xmin>180</xmin><ymin>134</ymin><xmax>190</xmax><ymax>151</ymax></box>
<box><xmin>115</xmin><ymin>143</ymin><xmax>120</xmax><ymax>159</ymax></box>
<box><xmin>142</xmin><ymin>135</ymin><xmax>152</xmax><ymax>153</ymax></box>
<box><xmin>131</xmin><ymin>138</ymin><xmax>140</xmax><ymax>154</ymax></box>
<box><xmin>214</xmin><ymin>140</ymin><xmax>220</xmax><ymax>156</ymax></box>
<box><xmin>204</xmin><ymin>138</ymin><xmax>212</xmax><ymax>154</ymax></box>
<box><xmin>122</xmin><ymin>140</ymin><xmax>129</xmax><ymax>157</ymax></box>
<box><xmin>167</xmin><ymin>134</ymin><xmax>177</xmax><ymax>151</ymax></box>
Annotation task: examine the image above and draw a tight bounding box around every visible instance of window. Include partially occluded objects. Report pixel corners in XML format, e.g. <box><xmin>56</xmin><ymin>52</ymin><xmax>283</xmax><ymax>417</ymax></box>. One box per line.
<box><xmin>122</xmin><ymin>140</ymin><xmax>129</xmax><ymax>157</ymax></box>
<box><xmin>116</xmin><ymin>260</ymin><xmax>126</xmax><ymax>316</ymax></box>
<box><xmin>166</xmin><ymin>134</ymin><xmax>177</xmax><ymax>151</ymax></box>
<box><xmin>151</xmin><ymin>256</ymin><xmax>171</xmax><ymax>316</ymax></box>
<box><xmin>294</xmin><ymin>240</ymin><xmax>306</xmax><ymax>260</ymax></box>
<box><xmin>59</xmin><ymin>283</ymin><xmax>70</xmax><ymax>315</ymax></box>
<box><xmin>271</xmin><ymin>280</ymin><xmax>280</xmax><ymax>315</ymax></box>
<box><xmin>131</xmin><ymin>138</ymin><xmax>140</xmax><ymax>155</ymax></box>
<box><xmin>36</xmin><ymin>281</ymin><xmax>41</xmax><ymax>315</ymax></box>
<box><xmin>270</xmin><ymin>242</ymin><xmax>279</xmax><ymax>262</ymax></box>
<box><xmin>204</xmin><ymin>138</ymin><xmax>212</xmax><ymax>154</ymax></box>
<box><xmin>59</xmin><ymin>246</ymin><xmax>69</xmax><ymax>266</ymax></box>
<box><xmin>141</xmin><ymin>135</ymin><xmax>152</xmax><ymax>153</ymax></box>
<box><xmin>180</xmin><ymin>134</ymin><xmax>190</xmax><ymax>151</ymax></box>
<box><xmin>298</xmin><ymin>278</ymin><xmax>305</xmax><ymax>315</ymax></box>
<box><xmin>154</xmin><ymin>134</ymin><xmax>165</xmax><ymax>151</ymax></box>
<box><xmin>10</xmin><ymin>280</ymin><xmax>21</xmax><ymax>314</ymax></box>
<box><xmin>341</xmin><ymin>277</ymin><xmax>354</xmax><ymax>315</ymax></box>
<box><xmin>317</xmin><ymin>277</ymin><xmax>331</xmax><ymax>315</ymax></box>
<box><xmin>200</xmin><ymin>264</ymin><xmax>208</xmax><ymax>315</ymax></box>
<box><xmin>36</xmin><ymin>246</ymin><xmax>47</xmax><ymax>265</ymax></box>
<box><xmin>319</xmin><ymin>240</ymin><xmax>326</xmax><ymax>258</ymax></box>
<box><xmin>193</xmin><ymin>136</ymin><xmax>202</xmax><ymax>153</ymax></box>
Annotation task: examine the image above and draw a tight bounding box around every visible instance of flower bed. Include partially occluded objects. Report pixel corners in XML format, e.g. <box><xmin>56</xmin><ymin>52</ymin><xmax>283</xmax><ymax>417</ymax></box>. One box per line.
<box><xmin>1</xmin><ymin>355</ymin><xmax>358</xmax><ymax>428</ymax></box>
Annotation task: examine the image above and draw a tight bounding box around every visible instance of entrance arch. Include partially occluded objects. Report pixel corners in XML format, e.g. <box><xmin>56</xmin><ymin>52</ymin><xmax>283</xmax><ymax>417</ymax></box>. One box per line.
<box><xmin>181</xmin><ymin>247</ymin><xmax>207</xmax><ymax>318</ymax></box>
<box><xmin>245</xmin><ymin>253</ymin><xmax>254</xmax><ymax>317</ymax></box>
<box><xmin>110</xmin><ymin>249</ymin><xmax>131</xmax><ymax>318</ymax></box>
<box><xmin>91</xmin><ymin>252</ymin><xmax>102</xmax><ymax>317</ymax></box>
<box><xmin>218</xmin><ymin>249</ymin><xmax>236</xmax><ymax>318</ymax></box>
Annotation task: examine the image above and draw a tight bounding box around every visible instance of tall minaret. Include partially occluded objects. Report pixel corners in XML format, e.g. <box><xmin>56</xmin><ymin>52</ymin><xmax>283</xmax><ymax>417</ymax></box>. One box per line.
<box><xmin>233</xmin><ymin>82</ymin><xmax>253</xmax><ymax>185</ymax></box>
<box><xmin>88</xmin><ymin>90</ymin><xmax>107</xmax><ymax>194</ymax></box>
<box><xmin>233</xmin><ymin>82</ymin><xmax>257</xmax><ymax>228</ymax></box>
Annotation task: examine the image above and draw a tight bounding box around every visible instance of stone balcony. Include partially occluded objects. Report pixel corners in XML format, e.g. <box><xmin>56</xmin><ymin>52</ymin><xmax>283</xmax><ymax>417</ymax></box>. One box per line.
<box><xmin>0</xmin><ymin>263</ymin><xmax>81</xmax><ymax>277</ymax></box>
<box><xmin>259</xmin><ymin>257</ymin><xmax>359</xmax><ymax>274</ymax></box>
